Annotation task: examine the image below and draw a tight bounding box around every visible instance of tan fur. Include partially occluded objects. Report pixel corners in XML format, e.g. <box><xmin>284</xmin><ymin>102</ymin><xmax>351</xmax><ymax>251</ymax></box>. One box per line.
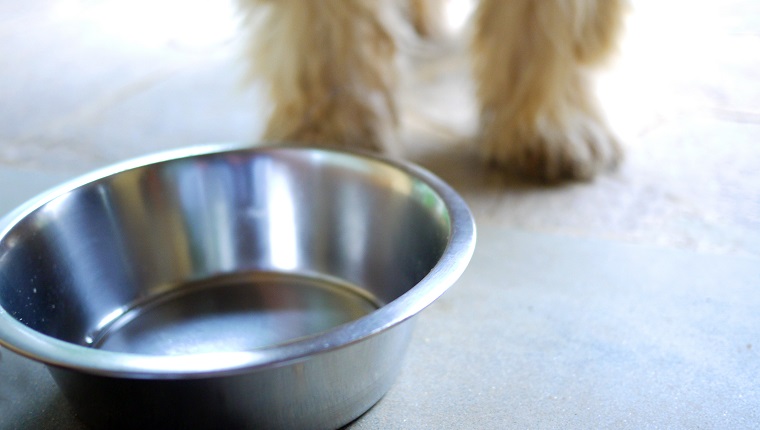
<box><xmin>408</xmin><ymin>0</ymin><xmax>448</xmax><ymax>39</ymax></box>
<box><xmin>240</xmin><ymin>0</ymin><xmax>628</xmax><ymax>181</ymax></box>
<box><xmin>240</xmin><ymin>0</ymin><xmax>398</xmax><ymax>152</ymax></box>
<box><xmin>473</xmin><ymin>0</ymin><xmax>626</xmax><ymax>181</ymax></box>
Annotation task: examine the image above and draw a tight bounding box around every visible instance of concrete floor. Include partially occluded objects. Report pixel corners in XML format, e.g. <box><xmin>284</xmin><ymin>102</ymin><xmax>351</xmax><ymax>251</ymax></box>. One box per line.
<box><xmin>1</xmin><ymin>2</ymin><xmax>760</xmax><ymax>429</ymax></box>
<box><xmin>1</xmin><ymin>0</ymin><xmax>759</xmax><ymax>258</ymax></box>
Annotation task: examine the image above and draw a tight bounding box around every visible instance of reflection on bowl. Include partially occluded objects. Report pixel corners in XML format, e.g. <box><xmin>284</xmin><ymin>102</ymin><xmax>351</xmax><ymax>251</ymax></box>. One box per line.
<box><xmin>0</xmin><ymin>145</ymin><xmax>475</xmax><ymax>429</ymax></box>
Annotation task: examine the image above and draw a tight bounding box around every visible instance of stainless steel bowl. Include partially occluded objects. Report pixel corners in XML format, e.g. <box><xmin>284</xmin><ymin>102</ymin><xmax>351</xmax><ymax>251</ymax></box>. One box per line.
<box><xmin>0</xmin><ymin>145</ymin><xmax>475</xmax><ymax>429</ymax></box>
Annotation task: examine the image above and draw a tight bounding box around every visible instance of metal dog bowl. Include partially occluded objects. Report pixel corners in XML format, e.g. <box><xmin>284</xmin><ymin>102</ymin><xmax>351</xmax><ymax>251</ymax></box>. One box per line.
<box><xmin>0</xmin><ymin>145</ymin><xmax>475</xmax><ymax>429</ymax></box>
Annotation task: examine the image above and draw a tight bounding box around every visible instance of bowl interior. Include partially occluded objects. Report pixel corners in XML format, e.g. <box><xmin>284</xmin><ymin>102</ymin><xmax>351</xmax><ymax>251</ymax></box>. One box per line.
<box><xmin>0</xmin><ymin>148</ymin><xmax>453</xmax><ymax>357</ymax></box>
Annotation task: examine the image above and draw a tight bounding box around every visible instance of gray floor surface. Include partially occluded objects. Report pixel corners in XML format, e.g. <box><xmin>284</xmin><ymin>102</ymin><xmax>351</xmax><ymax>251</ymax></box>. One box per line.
<box><xmin>1</xmin><ymin>1</ymin><xmax>759</xmax><ymax>428</ymax></box>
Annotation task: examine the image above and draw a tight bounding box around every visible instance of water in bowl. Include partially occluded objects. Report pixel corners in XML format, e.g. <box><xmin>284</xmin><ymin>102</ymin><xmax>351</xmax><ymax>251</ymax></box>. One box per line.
<box><xmin>88</xmin><ymin>272</ymin><xmax>381</xmax><ymax>356</ymax></box>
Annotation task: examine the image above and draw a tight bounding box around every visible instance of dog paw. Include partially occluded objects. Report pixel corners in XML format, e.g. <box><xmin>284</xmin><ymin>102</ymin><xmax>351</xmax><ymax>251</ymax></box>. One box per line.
<box><xmin>265</xmin><ymin>120</ymin><xmax>385</xmax><ymax>153</ymax></box>
<box><xmin>479</xmin><ymin>111</ymin><xmax>622</xmax><ymax>182</ymax></box>
<box><xmin>262</xmin><ymin>95</ymin><xmax>397</xmax><ymax>154</ymax></box>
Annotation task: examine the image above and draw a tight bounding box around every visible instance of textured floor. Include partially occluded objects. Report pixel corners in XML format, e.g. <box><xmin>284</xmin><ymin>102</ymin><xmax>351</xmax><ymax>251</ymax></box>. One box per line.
<box><xmin>1</xmin><ymin>0</ymin><xmax>759</xmax><ymax>257</ymax></box>
<box><xmin>1</xmin><ymin>2</ymin><xmax>760</xmax><ymax>429</ymax></box>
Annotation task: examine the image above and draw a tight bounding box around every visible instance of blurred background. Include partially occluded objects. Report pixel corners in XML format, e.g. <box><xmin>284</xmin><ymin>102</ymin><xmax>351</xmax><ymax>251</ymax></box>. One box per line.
<box><xmin>1</xmin><ymin>0</ymin><xmax>759</xmax><ymax>257</ymax></box>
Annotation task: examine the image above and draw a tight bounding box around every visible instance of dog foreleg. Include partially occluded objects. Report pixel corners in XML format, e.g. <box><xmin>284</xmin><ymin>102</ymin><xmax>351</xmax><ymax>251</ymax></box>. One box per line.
<box><xmin>473</xmin><ymin>0</ymin><xmax>627</xmax><ymax>181</ymax></box>
<box><xmin>240</xmin><ymin>0</ymin><xmax>399</xmax><ymax>152</ymax></box>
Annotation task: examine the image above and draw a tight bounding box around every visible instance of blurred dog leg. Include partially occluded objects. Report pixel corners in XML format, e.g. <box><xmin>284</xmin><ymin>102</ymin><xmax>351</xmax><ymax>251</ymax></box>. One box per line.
<box><xmin>240</xmin><ymin>0</ymin><xmax>399</xmax><ymax>152</ymax></box>
<box><xmin>473</xmin><ymin>0</ymin><xmax>627</xmax><ymax>181</ymax></box>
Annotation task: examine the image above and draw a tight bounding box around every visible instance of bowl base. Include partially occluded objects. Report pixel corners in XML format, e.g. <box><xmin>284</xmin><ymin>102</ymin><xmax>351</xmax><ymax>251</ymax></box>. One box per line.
<box><xmin>88</xmin><ymin>272</ymin><xmax>381</xmax><ymax>356</ymax></box>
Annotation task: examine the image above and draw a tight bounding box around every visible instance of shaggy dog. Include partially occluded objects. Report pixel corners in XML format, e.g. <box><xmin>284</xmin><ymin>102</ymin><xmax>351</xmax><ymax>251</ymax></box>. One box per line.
<box><xmin>239</xmin><ymin>0</ymin><xmax>627</xmax><ymax>181</ymax></box>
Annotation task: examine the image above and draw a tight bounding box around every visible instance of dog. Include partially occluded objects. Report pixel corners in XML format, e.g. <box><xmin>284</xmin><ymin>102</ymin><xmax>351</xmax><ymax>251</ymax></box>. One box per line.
<box><xmin>238</xmin><ymin>0</ymin><xmax>627</xmax><ymax>182</ymax></box>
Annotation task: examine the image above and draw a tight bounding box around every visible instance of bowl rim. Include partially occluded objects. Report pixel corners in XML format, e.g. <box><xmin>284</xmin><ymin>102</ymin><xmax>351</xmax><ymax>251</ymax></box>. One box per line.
<box><xmin>0</xmin><ymin>143</ymin><xmax>476</xmax><ymax>379</ymax></box>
